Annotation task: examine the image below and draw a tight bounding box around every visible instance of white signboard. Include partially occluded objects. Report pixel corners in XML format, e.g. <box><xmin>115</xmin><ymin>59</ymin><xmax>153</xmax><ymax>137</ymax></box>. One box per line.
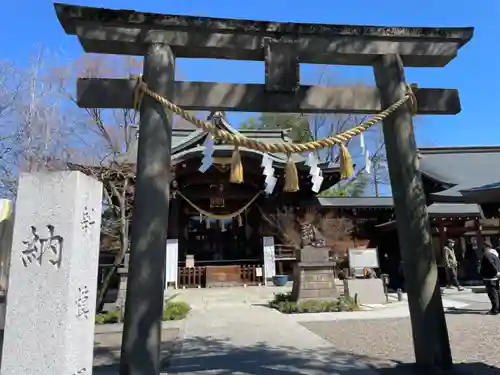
<box><xmin>263</xmin><ymin>236</ymin><xmax>276</xmax><ymax>282</ymax></box>
<box><xmin>185</xmin><ymin>254</ymin><xmax>195</xmax><ymax>268</ymax></box>
<box><xmin>165</xmin><ymin>239</ymin><xmax>179</xmax><ymax>289</ymax></box>
<box><xmin>348</xmin><ymin>248</ymin><xmax>379</xmax><ymax>269</ymax></box>
<box><xmin>256</xmin><ymin>267</ymin><xmax>263</xmax><ymax>277</ymax></box>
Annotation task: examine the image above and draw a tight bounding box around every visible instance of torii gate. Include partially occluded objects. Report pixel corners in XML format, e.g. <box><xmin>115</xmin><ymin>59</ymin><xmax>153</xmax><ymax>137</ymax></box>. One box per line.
<box><xmin>54</xmin><ymin>3</ymin><xmax>473</xmax><ymax>374</ymax></box>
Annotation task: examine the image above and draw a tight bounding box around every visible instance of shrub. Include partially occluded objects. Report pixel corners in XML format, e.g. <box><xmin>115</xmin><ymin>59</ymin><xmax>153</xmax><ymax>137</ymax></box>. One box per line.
<box><xmin>268</xmin><ymin>292</ymin><xmax>358</xmax><ymax>314</ymax></box>
<box><xmin>95</xmin><ymin>310</ymin><xmax>121</xmax><ymax>325</ymax></box>
<box><xmin>95</xmin><ymin>294</ymin><xmax>191</xmax><ymax>324</ymax></box>
<box><xmin>162</xmin><ymin>301</ymin><xmax>190</xmax><ymax>321</ymax></box>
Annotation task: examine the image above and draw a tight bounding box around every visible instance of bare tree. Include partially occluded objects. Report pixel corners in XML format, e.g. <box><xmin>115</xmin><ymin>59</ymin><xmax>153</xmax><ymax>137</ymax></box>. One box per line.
<box><xmin>0</xmin><ymin>60</ymin><xmax>23</xmax><ymax>195</ymax></box>
<box><xmin>258</xmin><ymin>205</ymin><xmax>353</xmax><ymax>254</ymax></box>
<box><xmin>0</xmin><ymin>47</ymin><xmax>88</xmax><ymax>196</ymax></box>
<box><xmin>0</xmin><ymin>50</ymin><xmax>143</xmax><ymax>309</ymax></box>
<box><xmin>319</xmin><ymin>211</ymin><xmax>354</xmax><ymax>256</ymax></box>
<box><xmin>70</xmin><ymin>162</ymin><xmax>135</xmax><ymax>311</ymax></box>
<box><xmin>52</xmin><ymin>54</ymin><xmax>144</xmax><ymax>309</ymax></box>
<box><xmin>258</xmin><ymin>206</ymin><xmax>301</xmax><ymax>247</ymax></box>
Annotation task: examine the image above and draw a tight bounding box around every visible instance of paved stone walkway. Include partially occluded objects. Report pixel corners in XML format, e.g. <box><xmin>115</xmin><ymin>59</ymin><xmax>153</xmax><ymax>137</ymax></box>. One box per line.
<box><xmin>168</xmin><ymin>304</ymin><xmax>378</xmax><ymax>375</ymax></box>
<box><xmin>95</xmin><ymin>287</ymin><xmax>495</xmax><ymax>374</ymax></box>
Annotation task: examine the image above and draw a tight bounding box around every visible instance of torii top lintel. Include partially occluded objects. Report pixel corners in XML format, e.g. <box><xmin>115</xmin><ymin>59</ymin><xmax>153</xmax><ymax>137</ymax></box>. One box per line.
<box><xmin>54</xmin><ymin>3</ymin><xmax>473</xmax><ymax>67</ymax></box>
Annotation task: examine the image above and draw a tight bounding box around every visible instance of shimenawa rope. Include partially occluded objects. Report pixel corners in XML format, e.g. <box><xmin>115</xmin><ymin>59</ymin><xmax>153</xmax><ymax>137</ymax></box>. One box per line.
<box><xmin>133</xmin><ymin>76</ymin><xmax>416</xmax><ymax>153</ymax></box>
<box><xmin>133</xmin><ymin>76</ymin><xmax>417</xmax><ymax>188</ymax></box>
<box><xmin>176</xmin><ymin>190</ymin><xmax>262</xmax><ymax>220</ymax></box>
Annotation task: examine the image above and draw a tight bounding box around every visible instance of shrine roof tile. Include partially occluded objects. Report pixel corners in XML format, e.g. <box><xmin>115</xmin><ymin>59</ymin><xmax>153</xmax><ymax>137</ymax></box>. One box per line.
<box><xmin>318</xmin><ymin>197</ymin><xmax>481</xmax><ymax>217</ymax></box>
<box><xmin>418</xmin><ymin>146</ymin><xmax>500</xmax><ymax>203</ymax></box>
<box><xmin>318</xmin><ymin>197</ymin><xmax>393</xmax><ymax>208</ymax></box>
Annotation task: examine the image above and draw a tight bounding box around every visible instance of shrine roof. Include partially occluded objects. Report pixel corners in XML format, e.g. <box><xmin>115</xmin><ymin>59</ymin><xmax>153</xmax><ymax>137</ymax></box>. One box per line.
<box><xmin>460</xmin><ymin>182</ymin><xmax>500</xmax><ymax>204</ymax></box>
<box><xmin>425</xmin><ymin>203</ymin><xmax>481</xmax><ymax>217</ymax></box>
<box><xmin>171</xmin><ymin>145</ymin><xmax>337</xmax><ymax>171</ymax></box>
<box><xmin>318</xmin><ymin>197</ymin><xmax>393</xmax><ymax>209</ymax></box>
<box><xmin>114</xmin><ymin>115</ymin><xmax>325</xmax><ymax>169</ymax></box>
<box><xmin>318</xmin><ymin>197</ymin><xmax>481</xmax><ymax>217</ymax></box>
<box><xmin>418</xmin><ymin>146</ymin><xmax>500</xmax><ymax>203</ymax></box>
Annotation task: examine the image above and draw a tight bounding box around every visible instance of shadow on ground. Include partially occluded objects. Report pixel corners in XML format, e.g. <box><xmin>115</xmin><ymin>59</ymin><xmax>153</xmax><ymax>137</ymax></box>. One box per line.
<box><xmin>156</xmin><ymin>336</ymin><xmax>499</xmax><ymax>375</ymax></box>
<box><xmin>376</xmin><ymin>362</ymin><xmax>500</xmax><ymax>375</ymax></box>
<box><xmin>169</xmin><ymin>336</ymin><xmax>379</xmax><ymax>374</ymax></box>
<box><xmin>93</xmin><ymin>342</ymin><xmax>178</xmax><ymax>374</ymax></box>
<box><xmin>93</xmin><ymin>328</ymin><xmax>180</xmax><ymax>374</ymax></box>
<box><xmin>446</xmin><ymin>307</ymin><xmax>487</xmax><ymax>315</ymax></box>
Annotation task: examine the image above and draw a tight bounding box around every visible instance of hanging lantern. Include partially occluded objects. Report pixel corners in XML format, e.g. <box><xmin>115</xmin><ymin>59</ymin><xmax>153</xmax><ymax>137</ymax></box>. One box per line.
<box><xmin>199</xmin><ymin>213</ymin><xmax>203</xmax><ymax>223</ymax></box>
<box><xmin>220</xmin><ymin>220</ymin><xmax>226</xmax><ymax>232</ymax></box>
<box><xmin>238</xmin><ymin>214</ymin><xmax>243</xmax><ymax>228</ymax></box>
<box><xmin>210</xmin><ymin>184</ymin><xmax>225</xmax><ymax>208</ymax></box>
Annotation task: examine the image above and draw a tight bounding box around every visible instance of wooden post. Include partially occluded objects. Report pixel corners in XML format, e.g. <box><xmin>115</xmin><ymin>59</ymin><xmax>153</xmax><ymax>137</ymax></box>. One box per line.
<box><xmin>168</xmin><ymin>193</ymin><xmax>180</xmax><ymax>239</ymax></box>
<box><xmin>373</xmin><ymin>54</ymin><xmax>452</xmax><ymax>371</ymax></box>
<box><xmin>438</xmin><ymin>221</ymin><xmax>447</xmax><ymax>268</ymax></box>
<box><xmin>120</xmin><ymin>43</ymin><xmax>174</xmax><ymax>375</ymax></box>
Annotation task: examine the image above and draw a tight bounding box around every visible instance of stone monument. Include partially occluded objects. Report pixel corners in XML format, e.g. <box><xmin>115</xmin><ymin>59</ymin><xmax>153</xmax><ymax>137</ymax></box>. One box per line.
<box><xmin>1</xmin><ymin>171</ymin><xmax>103</xmax><ymax>375</ymax></box>
<box><xmin>291</xmin><ymin>222</ymin><xmax>338</xmax><ymax>302</ymax></box>
<box><xmin>344</xmin><ymin>247</ymin><xmax>386</xmax><ymax>304</ymax></box>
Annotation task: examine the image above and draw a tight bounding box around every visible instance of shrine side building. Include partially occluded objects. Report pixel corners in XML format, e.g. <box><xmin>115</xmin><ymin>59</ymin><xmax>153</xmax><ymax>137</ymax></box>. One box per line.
<box><xmin>377</xmin><ymin>146</ymin><xmax>500</xmax><ymax>285</ymax></box>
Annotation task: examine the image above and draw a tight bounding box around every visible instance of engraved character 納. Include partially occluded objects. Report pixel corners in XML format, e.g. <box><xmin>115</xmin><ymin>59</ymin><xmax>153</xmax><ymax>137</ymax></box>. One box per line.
<box><xmin>21</xmin><ymin>225</ymin><xmax>63</xmax><ymax>268</ymax></box>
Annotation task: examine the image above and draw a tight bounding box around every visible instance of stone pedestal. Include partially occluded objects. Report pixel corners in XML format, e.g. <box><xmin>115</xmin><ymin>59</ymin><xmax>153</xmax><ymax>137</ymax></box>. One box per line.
<box><xmin>115</xmin><ymin>253</ymin><xmax>129</xmax><ymax>312</ymax></box>
<box><xmin>344</xmin><ymin>279</ymin><xmax>386</xmax><ymax>304</ymax></box>
<box><xmin>291</xmin><ymin>247</ymin><xmax>338</xmax><ymax>302</ymax></box>
<box><xmin>1</xmin><ymin>172</ymin><xmax>103</xmax><ymax>375</ymax></box>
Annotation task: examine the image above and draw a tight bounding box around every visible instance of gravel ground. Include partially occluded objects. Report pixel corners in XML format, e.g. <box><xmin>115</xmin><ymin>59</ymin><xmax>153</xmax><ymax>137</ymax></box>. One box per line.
<box><xmin>93</xmin><ymin>328</ymin><xmax>180</xmax><ymax>373</ymax></box>
<box><xmin>302</xmin><ymin>312</ymin><xmax>500</xmax><ymax>372</ymax></box>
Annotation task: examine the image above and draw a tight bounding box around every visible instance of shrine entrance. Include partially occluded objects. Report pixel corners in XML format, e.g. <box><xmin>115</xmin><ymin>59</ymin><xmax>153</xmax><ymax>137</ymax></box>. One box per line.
<box><xmin>169</xmin><ymin>134</ymin><xmax>288</xmax><ymax>287</ymax></box>
<box><xmin>183</xmin><ymin>209</ymin><xmax>261</xmax><ymax>264</ymax></box>
<box><xmin>177</xmin><ymin>182</ymin><xmax>265</xmax><ymax>288</ymax></box>
<box><xmin>55</xmin><ymin>2</ymin><xmax>473</xmax><ymax>374</ymax></box>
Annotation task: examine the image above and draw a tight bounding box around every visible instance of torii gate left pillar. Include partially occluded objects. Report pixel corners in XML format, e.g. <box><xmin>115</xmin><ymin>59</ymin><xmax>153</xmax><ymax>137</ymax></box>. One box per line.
<box><xmin>119</xmin><ymin>43</ymin><xmax>174</xmax><ymax>375</ymax></box>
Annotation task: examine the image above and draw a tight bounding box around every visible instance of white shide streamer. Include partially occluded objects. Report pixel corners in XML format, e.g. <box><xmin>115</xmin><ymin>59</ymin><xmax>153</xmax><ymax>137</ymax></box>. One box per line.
<box><xmin>198</xmin><ymin>134</ymin><xmax>214</xmax><ymax>173</ymax></box>
<box><xmin>306</xmin><ymin>153</ymin><xmax>323</xmax><ymax>193</ymax></box>
<box><xmin>261</xmin><ymin>153</ymin><xmax>276</xmax><ymax>194</ymax></box>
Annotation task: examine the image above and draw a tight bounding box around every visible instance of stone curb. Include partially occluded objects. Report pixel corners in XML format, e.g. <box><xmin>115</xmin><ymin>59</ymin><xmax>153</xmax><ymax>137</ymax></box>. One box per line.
<box><xmin>94</xmin><ymin>319</ymin><xmax>185</xmax><ymax>334</ymax></box>
<box><xmin>470</xmin><ymin>287</ymin><xmax>486</xmax><ymax>293</ymax></box>
<box><xmin>167</xmin><ymin>314</ymin><xmax>190</xmax><ymax>369</ymax></box>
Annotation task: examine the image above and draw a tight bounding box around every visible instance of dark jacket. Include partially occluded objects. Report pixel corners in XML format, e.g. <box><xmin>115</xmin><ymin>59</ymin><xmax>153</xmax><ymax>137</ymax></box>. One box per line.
<box><xmin>480</xmin><ymin>250</ymin><xmax>500</xmax><ymax>279</ymax></box>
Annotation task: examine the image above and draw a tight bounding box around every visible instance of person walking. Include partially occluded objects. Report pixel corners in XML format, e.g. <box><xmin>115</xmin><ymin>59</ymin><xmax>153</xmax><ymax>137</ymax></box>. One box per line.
<box><xmin>444</xmin><ymin>239</ymin><xmax>464</xmax><ymax>291</ymax></box>
<box><xmin>480</xmin><ymin>241</ymin><xmax>500</xmax><ymax>315</ymax></box>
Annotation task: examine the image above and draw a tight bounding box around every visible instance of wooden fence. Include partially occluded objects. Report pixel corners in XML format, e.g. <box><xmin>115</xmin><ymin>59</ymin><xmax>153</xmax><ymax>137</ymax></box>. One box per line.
<box><xmin>178</xmin><ymin>264</ymin><xmax>263</xmax><ymax>288</ymax></box>
<box><xmin>240</xmin><ymin>264</ymin><xmax>264</xmax><ymax>285</ymax></box>
<box><xmin>178</xmin><ymin>266</ymin><xmax>206</xmax><ymax>288</ymax></box>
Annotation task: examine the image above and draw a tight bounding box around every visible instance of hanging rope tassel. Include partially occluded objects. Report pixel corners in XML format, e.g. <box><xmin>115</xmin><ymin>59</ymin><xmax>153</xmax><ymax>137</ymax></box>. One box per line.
<box><xmin>284</xmin><ymin>154</ymin><xmax>299</xmax><ymax>192</ymax></box>
<box><xmin>339</xmin><ymin>143</ymin><xmax>354</xmax><ymax>180</ymax></box>
<box><xmin>229</xmin><ymin>146</ymin><xmax>244</xmax><ymax>184</ymax></box>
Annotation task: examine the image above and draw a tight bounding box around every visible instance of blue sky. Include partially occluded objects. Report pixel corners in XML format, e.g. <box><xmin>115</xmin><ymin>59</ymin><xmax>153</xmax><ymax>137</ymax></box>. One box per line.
<box><xmin>1</xmin><ymin>0</ymin><xmax>499</xmax><ymax>148</ymax></box>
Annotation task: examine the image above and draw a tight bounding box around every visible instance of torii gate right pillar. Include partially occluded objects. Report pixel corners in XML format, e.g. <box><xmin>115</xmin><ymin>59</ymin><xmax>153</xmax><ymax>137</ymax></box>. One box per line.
<box><xmin>374</xmin><ymin>54</ymin><xmax>452</xmax><ymax>370</ymax></box>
